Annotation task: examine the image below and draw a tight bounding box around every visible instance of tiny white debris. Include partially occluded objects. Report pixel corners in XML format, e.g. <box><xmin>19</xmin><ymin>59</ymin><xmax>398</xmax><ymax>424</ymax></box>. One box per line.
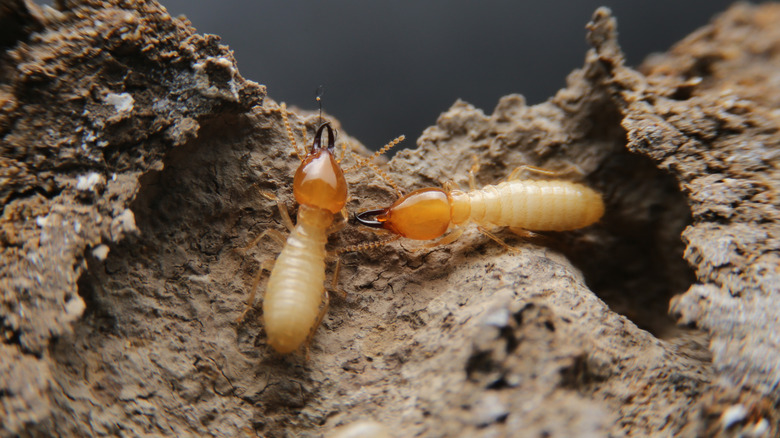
<box><xmin>229</xmin><ymin>78</ymin><xmax>238</xmax><ymax>99</ymax></box>
<box><xmin>64</xmin><ymin>295</ymin><xmax>86</xmax><ymax>318</ymax></box>
<box><xmin>121</xmin><ymin>11</ymin><xmax>135</xmax><ymax>23</ymax></box>
<box><xmin>92</xmin><ymin>244</ymin><xmax>110</xmax><ymax>261</ymax></box>
<box><xmin>191</xmin><ymin>57</ymin><xmax>239</xmax><ymax>101</ymax></box>
<box><xmin>483</xmin><ymin>307</ymin><xmax>510</xmax><ymax>327</ymax></box>
<box><xmin>116</xmin><ymin>209</ymin><xmax>137</xmax><ymax>232</ymax></box>
<box><xmin>76</xmin><ymin>172</ymin><xmax>104</xmax><ymax>192</ymax></box>
<box><xmin>748</xmin><ymin>418</ymin><xmax>769</xmax><ymax>437</ymax></box>
<box><xmin>112</xmin><ymin>209</ymin><xmax>138</xmax><ymax>237</ymax></box>
<box><xmin>473</xmin><ymin>393</ymin><xmax>509</xmax><ymax>426</ymax></box>
<box><xmin>73</xmin><ymin>220</ymin><xmax>81</xmax><ymax>234</ymax></box>
<box><xmin>193</xmin><ymin>56</ymin><xmax>236</xmax><ymax>73</ymax></box>
<box><xmin>721</xmin><ymin>404</ymin><xmax>747</xmax><ymax>429</ymax></box>
<box><xmin>41</xmin><ymin>5</ymin><xmax>66</xmax><ymax>21</ymax></box>
<box><xmin>212</xmin><ymin>56</ymin><xmax>234</xmax><ymax>69</ymax></box>
<box><xmin>25</xmin><ymin>251</ymin><xmax>42</xmax><ymax>266</ymax></box>
<box><xmin>104</xmin><ymin>92</ymin><xmax>134</xmax><ymax>114</ymax></box>
<box><xmin>36</xmin><ymin>215</ymin><xmax>49</xmax><ymax>227</ymax></box>
<box><xmin>328</xmin><ymin>421</ymin><xmax>391</xmax><ymax>438</ymax></box>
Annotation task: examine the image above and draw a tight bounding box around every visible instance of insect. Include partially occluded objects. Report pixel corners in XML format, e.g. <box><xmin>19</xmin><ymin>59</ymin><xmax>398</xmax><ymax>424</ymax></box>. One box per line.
<box><xmin>355</xmin><ymin>163</ymin><xmax>604</xmax><ymax>247</ymax></box>
<box><xmin>241</xmin><ymin>103</ymin><xmax>403</xmax><ymax>354</ymax></box>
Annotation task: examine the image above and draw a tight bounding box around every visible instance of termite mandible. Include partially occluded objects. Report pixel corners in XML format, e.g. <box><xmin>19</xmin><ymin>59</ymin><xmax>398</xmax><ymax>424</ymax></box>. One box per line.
<box><xmin>240</xmin><ymin>103</ymin><xmax>404</xmax><ymax>354</ymax></box>
<box><xmin>355</xmin><ymin>162</ymin><xmax>604</xmax><ymax>247</ymax></box>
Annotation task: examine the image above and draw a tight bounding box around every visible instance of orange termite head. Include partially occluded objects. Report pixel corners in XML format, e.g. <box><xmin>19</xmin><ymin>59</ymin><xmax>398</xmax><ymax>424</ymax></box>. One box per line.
<box><xmin>293</xmin><ymin>123</ymin><xmax>348</xmax><ymax>214</ymax></box>
<box><xmin>356</xmin><ymin>188</ymin><xmax>452</xmax><ymax>240</ymax></box>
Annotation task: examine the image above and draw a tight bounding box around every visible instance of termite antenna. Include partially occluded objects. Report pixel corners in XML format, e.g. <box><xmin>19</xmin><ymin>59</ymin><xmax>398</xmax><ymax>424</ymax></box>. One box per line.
<box><xmin>337</xmin><ymin>234</ymin><xmax>401</xmax><ymax>254</ymax></box>
<box><xmin>316</xmin><ymin>85</ymin><xmax>325</xmax><ymax>127</ymax></box>
<box><xmin>344</xmin><ymin>135</ymin><xmax>405</xmax><ymax>174</ymax></box>
<box><xmin>280</xmin><ymin>102</ymin><xmax>304</xmax><ymax>162</ymax></box>
<box><xmin>342</xmin><ymin>135</ymin><xmax>405</xmax><ymax>196</ymax></box>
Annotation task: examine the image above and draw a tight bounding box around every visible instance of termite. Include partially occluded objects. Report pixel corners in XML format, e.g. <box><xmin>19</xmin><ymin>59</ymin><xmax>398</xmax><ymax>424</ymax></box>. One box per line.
<box><xmin>240</xmin><ymin>103</ymin><xmax>403</xmax><ymax>354</ymax></box>
<box><xmin>355</xmin><ymin>162</ymin><xmax>604</xmax><ymax>247</ymax></box>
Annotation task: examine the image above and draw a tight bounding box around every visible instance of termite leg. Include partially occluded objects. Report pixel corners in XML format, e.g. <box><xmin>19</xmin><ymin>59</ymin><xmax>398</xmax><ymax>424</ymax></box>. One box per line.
<box><xmin>259</xmin><ymin>190</ymin><xmax>295</xmax><ymax>232</ymax></box>
<box><xmin>238</xmin><ymin>189</ymin><xmax>292</xmax><ymax>251</ymax></box>
<box><xmin>236</xmin><ymin>259</ymin><xmax>275</xmax><ymax>323</ymax></box>
<box><xmin>239</xmin><ymin>228</ymin><xmax>286</xmax><ymax>252</ymax></box>
<box><xmin>329</xmin><ymin>258</ymin><xmax>348</xmax><ymax>299</ymax></box>
<box><xmin>469</xmin><ymin>155</ymin><xmax>481</xmax><ymax>190</ymax></box>
<box><xmin>477</xmin><ymin>226</ymin><xmax>520</xmax><ymax>253</ymax></box>
<box><xmin>419</xmin><ymin>227</ymin><xmax>467</xmax><ymax>250</ymax></box>
<box><xmin>508</xmin><ymin>164</ymin><xmax>584</xmax><ymax>180</ymax></box>
<box><xmin>326</xmin><ymin>207</ymin><xmax>349</xmax><ymax>234</ymax></box>
<box><xmin>303</xmin><ymin>290</ymin><xmax>331</xmax><ymax>360</ymax></box>
<box><xmin>324</xmin><ymin>213</ymin><xmax>348</xmax><ymax>303</ymax></box>
<box><xmin>508</xmin><ymin>227</ymin><xmax>542</xmax><ymax>240</ymax></box>
<box><xmin>508</xmin><ymin>227</ymin><xmax>551</xmax><ymax>246</ymax></box>
<box><xmin>442</xmin><ymin>181</ymin><xmax>460</xmax><ymax>192</ymax></box>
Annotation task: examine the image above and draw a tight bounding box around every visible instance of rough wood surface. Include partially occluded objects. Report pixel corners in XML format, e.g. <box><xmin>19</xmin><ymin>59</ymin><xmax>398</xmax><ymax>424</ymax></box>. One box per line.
<box><xmin>1</xmin><ymin>1</ymin><xmax>778</xmax><ymax>437</ymax></box>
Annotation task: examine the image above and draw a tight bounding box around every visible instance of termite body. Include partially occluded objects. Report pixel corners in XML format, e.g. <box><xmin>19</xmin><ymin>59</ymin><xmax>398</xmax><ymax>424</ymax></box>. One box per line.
<box><xmin>251</xmin><ymin>119</ymin><xmax>347</xmax><ymax>354</ymax></box>
<box><xmin>244</xmin><ymin>105</ymin><xmax>404</xmax><ymax>354</ymax></box>
<box><xmin>356</xmin><ymin>171</ymin><xmax>604</xmax><ymax>243</ymax></box>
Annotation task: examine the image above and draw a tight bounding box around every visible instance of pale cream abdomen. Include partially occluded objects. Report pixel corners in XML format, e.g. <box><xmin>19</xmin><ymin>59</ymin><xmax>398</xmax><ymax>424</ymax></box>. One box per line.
<box><xmin>465</xmin><ymin>180</ymin><xmax>604</xmax><ymax>231</ymax></box>
<box><xmin>263</xmin><ymin>219</ymin><xmax>328</xmax><ymax>354</ymax></box>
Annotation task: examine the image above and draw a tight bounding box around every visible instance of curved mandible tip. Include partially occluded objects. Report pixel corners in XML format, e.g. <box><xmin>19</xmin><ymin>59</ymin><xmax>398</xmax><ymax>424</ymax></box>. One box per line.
<box><xmin>355</xmin><ymin>209</ymin><xmax>389</xmax><ymax>229</ymax></box>
<box><xmin>312</xmin><ymin>122</ymin><xmax>336</xmax><ymax>153</ymax></box>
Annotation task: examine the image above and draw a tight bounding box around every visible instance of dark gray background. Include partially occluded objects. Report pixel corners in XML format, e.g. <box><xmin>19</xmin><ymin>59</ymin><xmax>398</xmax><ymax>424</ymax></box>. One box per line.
<box><xmin>158</xmin><ymin>1</ymin><xmax>736</xmax><ymax>150</ymax></box>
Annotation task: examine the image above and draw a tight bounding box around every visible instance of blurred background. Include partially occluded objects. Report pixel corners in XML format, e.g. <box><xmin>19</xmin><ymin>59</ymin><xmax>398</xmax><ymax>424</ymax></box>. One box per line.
<box><xmin>157</xmin><ymin>1</ymin><xmax>734</xmax><ymax>149</ymax></box>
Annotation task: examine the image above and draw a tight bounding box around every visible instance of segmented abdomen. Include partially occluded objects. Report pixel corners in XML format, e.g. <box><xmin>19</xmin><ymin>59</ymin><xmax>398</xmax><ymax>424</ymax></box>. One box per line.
<box><xmin>466</xmin><ymin>180</ymin><xmax>604</xmax><ymax>231</ymax></box>
<box><xmin>263</xmin><ymin>219</ymin><xmax>328</xmax><ymax>354</ymax></box>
